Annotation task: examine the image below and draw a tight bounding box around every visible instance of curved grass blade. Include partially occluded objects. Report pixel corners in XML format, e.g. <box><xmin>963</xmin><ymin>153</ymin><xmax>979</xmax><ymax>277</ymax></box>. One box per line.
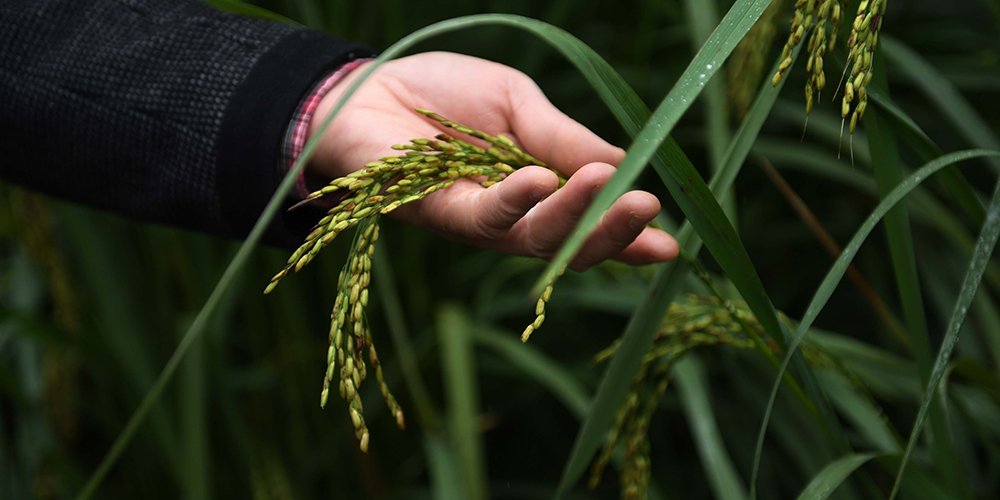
<box><xmin>556</xmin><ymin>39</ymin><xmax>806</xmax><ymax>497</ymax></box>
<box><xmin>795</xmin><ymin>453</ymin><xmax>882</xmax><ymax>500</ymax></box>
<box><xmin>536</xmin><ymin>0</ymin><xmax>774</xmax><ymax>291</ymax></box>
<box><xmin>748</xmin><ymin>150</ymin><xmax>1000</xmax><ymax>499</ymax></box>
<box><xmin>78</xmin><ymin>13</ymin><xmax>692</xmax><ymax>497</ymax></box>
<box><xmin>889</xmin><ymin>176</ymin><xmax>1000</xmax><ymax>499</ymax></box>
<box><xmin>756</xmin><ymin>138</ymin><xmax>1000</xmax><ymax>294</ymax></box>
<box><xmin>78</xmin><ymin>7</ymin><xmax>785</xmax><ymax>496</ymax></box>
<box><xmin>682</xmin><ymin>0</ymin><xmax>733</xmax><ymax>219</ymax></box>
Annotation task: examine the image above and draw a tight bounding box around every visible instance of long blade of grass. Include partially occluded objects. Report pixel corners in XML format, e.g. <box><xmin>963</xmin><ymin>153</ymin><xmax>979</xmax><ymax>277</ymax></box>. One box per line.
<box><xmin>556</xmin><ymin>42</ymin><xmax>806</xmax><ymax>496</ymax></box>
<box><xmin>868</xmin><ymin>50</ymin><xmax>938</xmax><ymax>378</ymax></box>
<box><xmin>675</xmin><ymin>356</ymin><xmax>748</xmax><ymax>500</ymax></box>
<box><xmin>76</xmin><ymin>16</ymin><xmax>519</xmax><ymax>498</ymax></box>
<box><xmin>865</xmin><ymin>49</ymin><xmax>967</xmax><ymax>496</ymax></box>
<box><xmin>756</xmin><ymin>155</ymin><xmax>906</xmax><ymax>344</ymax></box>
<box><xmin>682</xmin><ymin>0</ymin><xmax>733</xmax><ymax>219</ymax></box>
<box><xmin>882</xmin><ymin>34</ymin><xmax>1000</xmax><ymax>374</ymax></box>
<box><xmin>536</xmin><ymin>0</ymin><xmax>774</xmax><ymax>290</ymax></box>
<box><xmin>77</xmin><ymin>8</ymin><xmax>790</xmax><ymax>496</ymax></box>
<box><xmin>748</xmin><ymin>149</ymin><xmax>1000</xmax><ymax>499</ymax></box>
<box><xmin>889</xmin><ymin>175</ymin><xmax>1000</xmax><ymax>499</ymax></box>
<box><xmin>815</xmin><ymin>49</ymin><xmax>986</xmax><ymax>231</ymax></box>
<box><xmin>795</xmin><ymin>453</ymin><xmax>882</xmax><ymax>500</ymax></box>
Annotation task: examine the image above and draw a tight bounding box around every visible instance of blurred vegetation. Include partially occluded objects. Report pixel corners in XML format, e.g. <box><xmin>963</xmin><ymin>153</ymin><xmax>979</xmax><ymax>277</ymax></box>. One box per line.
<box><xmin>3</xmin><ymin>0</ymin><xmax>1000</xmax><ymax>499</ymax></box>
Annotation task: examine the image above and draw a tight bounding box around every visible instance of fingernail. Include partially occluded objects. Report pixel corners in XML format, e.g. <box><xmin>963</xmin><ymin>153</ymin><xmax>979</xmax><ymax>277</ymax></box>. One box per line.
<box><xmin>530</xmin><ymin>184</ymin><xmax>552</xmax><ymax>202</ymax></box>
<box><xmin>628</xmin><ymin>211</ymin><xmax>643</xmax><ymax>231</ymax></box>
<box><xmin>590</xmin><ymin>184</ymin><xmax>605</xmax><ymax>201</ymax></box>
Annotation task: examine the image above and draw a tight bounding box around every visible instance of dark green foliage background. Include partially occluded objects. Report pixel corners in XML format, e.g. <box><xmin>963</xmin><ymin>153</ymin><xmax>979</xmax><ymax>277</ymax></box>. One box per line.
<box><xmin>2</xmin><ymin>0</ymin><xmax>1000</xmax><ymax>498</ymax></box>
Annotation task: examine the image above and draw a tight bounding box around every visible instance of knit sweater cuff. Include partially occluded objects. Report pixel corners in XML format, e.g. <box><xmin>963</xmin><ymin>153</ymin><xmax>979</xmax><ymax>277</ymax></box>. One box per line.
<box><xmin>280</xmin><ymin>58</ymin><xmax>373</xmax><ymax>202</ymax></box>
<box><xmin>216</xmin><ymin>29</ymin><xmax>375</xmax><ymax>247</ymax></box>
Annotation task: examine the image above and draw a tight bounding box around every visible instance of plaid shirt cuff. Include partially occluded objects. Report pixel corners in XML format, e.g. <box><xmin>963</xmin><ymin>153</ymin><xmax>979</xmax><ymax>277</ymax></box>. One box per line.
<box><xmin>280</xmin><ymin>58</ymin><xmax>372</xmax><ymax>199</ymax></box>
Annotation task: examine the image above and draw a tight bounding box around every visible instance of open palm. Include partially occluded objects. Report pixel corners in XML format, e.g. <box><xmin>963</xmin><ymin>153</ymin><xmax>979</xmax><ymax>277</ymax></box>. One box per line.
<box><xmin>307</xmin><ymin>52</ymin><xmax>678</xmax><ymax>271</ymax></box>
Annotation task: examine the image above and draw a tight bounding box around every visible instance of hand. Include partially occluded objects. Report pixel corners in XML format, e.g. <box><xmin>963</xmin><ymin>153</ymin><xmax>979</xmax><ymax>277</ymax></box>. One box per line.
<box><xmin>307</xmin><ymin>52</ymin><xmax>678</xmax><ymax>271</ymax></box>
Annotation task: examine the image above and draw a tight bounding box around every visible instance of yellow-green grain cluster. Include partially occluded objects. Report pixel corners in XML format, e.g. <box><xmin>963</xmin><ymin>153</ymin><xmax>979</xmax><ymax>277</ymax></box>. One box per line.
<box><xmin>264</xmin><ymin>110</ymin><xmax>560</xmax><ymax>451</ymax></box>
<box><xmin>773</xmin><ymin>0</ymin><xmax>845</xmax><ymax>117</ymax></box>
<box><xmin>322</xmin><ymin>217</ymin><xmax>399</xmax><ymax>452</ymax></box>
<box><xmin>588</xmin><ymin>294</ymin><xmax>842</xmax><ymax>500</ymax></box>
<box><xmin>841</xmin><ymin>0</ymin><xmax>887</xmax><ymax>140</ymax></box>
<box><xmin>588</xmin><ymin>359</ymin><xmax>667</xmax><ymax>500</ymax></box>
<box><xmin>588</xmin><ymin>296</ymin><xmax>758</xmax><ymax>497</ymax></box>
<box><xmin>522</xmin><ymin>264</ymin><xmax>564</xmax><ymax>342</ymax></box>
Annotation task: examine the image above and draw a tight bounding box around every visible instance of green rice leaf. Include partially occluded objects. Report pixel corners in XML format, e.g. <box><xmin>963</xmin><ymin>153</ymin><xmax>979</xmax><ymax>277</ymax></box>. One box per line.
<box><xmin>861</xmin><ymin>51</ymin><xmax>988</xmax><ymax>225</ymax></box>
<box><xmin>682</xmin><ymin>0</ymin><xmax>733</xmax><ymax>218</ymax></box>
<box><xmin>537</xmin><ymin>0</ymin><xmax>774</xmax><ymax>290</ymax></box>
<box><xmin>557</xmin><ymin>32</ymin><xmax>805</xmax><ymax>496</ymax></box>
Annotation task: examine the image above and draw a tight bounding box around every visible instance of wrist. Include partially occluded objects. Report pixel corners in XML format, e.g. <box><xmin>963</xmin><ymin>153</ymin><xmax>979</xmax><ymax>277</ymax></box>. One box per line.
<box><xmin>307</xmin><ymin>59</ymin><xmax>375</xmax><ymax>178</ymax></box>
<box><xmin>281</xmin><ymin>58</ymin><xmax>373</xmax><ymax>201</ymax></box>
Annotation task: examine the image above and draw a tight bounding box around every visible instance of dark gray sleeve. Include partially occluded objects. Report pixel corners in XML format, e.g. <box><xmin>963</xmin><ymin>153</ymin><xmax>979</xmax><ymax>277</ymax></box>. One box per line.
<box><xmin>0</xmin><ymin>0</ymin><xmax>375</xmax><ymax>246</ymax></box>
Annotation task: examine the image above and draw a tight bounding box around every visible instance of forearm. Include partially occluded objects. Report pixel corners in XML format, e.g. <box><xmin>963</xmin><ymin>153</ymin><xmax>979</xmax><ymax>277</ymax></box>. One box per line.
<box><xmin>0</xmin><ymin>0</ymin><xmax>373</xmax><ymax>245</ymax></box>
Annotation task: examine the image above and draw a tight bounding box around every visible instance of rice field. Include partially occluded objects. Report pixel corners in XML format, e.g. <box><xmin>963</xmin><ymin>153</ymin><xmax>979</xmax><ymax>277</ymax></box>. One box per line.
<box><xmin>3</xmin><ymin>0</ymin><xmax>1000</xmax><ymax>499</ymax></box>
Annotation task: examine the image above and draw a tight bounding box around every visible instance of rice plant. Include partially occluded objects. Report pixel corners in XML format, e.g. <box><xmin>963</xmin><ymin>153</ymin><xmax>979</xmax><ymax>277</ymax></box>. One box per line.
<box><xmin>2</xmin><ymin>1</ymin><xmax>1000</xmax><ymax>499</ymax></box>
